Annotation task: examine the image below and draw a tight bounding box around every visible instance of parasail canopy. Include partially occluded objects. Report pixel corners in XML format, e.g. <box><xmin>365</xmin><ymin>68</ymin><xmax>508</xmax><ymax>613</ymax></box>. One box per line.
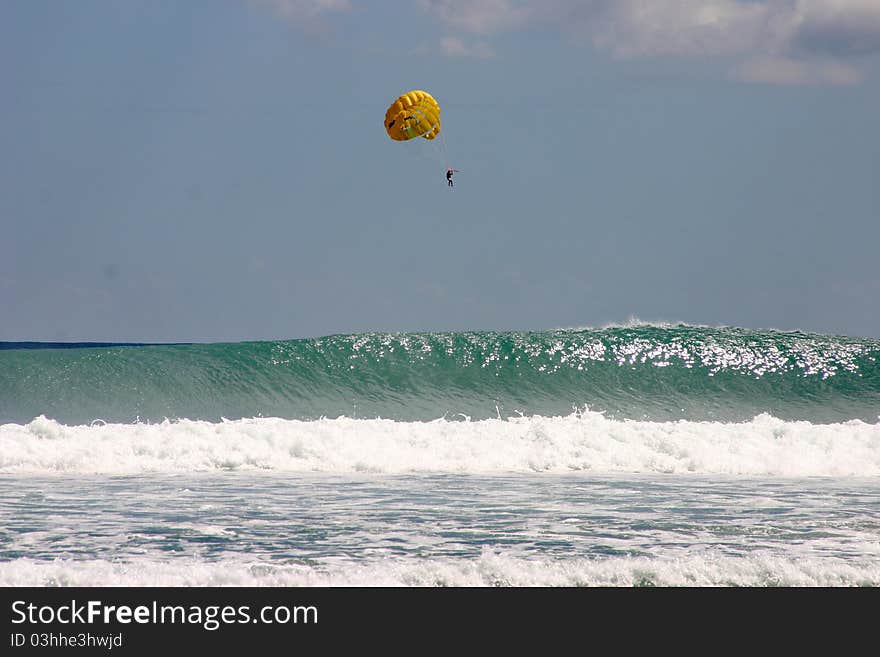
<box><xmin>384</xmin><ymin>90</ymin><xmax>441</xmax><ymax>141</ymax></box>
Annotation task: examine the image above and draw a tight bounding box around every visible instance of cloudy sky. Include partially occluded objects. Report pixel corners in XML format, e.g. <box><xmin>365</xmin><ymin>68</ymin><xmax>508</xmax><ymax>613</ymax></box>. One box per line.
<box><xmin>2</xmin><ymin>0</ymin><xmax>879</xmax><ymax>342</ymax></box>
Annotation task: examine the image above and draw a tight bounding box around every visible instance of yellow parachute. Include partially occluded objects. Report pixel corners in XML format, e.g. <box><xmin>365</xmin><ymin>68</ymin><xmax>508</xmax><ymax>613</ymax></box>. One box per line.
<box><xmin>384</xmin><ymin>90</ymin><xmax>441</xmax><ymax>141</ymax></box>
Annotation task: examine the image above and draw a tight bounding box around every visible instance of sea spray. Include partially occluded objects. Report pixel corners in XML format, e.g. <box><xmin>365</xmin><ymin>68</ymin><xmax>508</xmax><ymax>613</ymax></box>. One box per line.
<box><xmin>3</xmin><ymin>410</ymin><xmax>878</xmax><ymax>476</ymax></box>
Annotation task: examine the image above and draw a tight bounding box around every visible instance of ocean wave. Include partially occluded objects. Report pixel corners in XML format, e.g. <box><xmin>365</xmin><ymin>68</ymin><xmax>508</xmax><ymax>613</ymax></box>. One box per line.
<box><xmin>1</xmin><ymin>325</ymin><xmax>878</xmax><ymax>425</ymax></box>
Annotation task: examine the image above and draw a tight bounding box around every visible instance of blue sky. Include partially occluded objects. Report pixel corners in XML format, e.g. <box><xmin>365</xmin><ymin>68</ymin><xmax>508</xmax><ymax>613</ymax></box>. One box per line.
<box><xmin>2</xmin><ymin>0</ymin><xmax>879</xmax><ymax>342</ymax></box>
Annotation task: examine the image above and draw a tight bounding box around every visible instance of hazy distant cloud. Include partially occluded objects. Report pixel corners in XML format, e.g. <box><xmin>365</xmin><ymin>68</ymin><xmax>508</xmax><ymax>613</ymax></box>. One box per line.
<box><xmin>438</xmin><ymin>36</ymin><xmax>496</xmax><ymax>58</ymax></box>
<box><xmin>794</xmin><ymin>0</ymin><xmax>880</xmax><ymax>55</ymax></box>
<box><xmin>419</xmin><ymin>0</ymin><xmax>880</xmax><ymax>83</ymax></box>
<box><xmin>734</xmin><ymin>55</ymin><xmax>862</xmax><ymax>85</ymax></box>
<box><xmin>542</xmin><ymin>1</ymin><xmax>793</xmax><ymax>57</ymax></box>
<box><xmin>253</xmin><ymin>0</ymin><xmax>352</xmax><ymax>15</ymax></box>
<box><xmin>249</xmin><ymin>0</ymin><xmax>351</xmax><ymax>27</ymax></box>
<box><xmin>413</xmin><ymin>35</ymin><xmax>496</xmax><ymax>59</ymax></box>
<box><xmin>418</xmin><ymin>0</ymin><xmax>530</xmax><ymax>35</ymax></box>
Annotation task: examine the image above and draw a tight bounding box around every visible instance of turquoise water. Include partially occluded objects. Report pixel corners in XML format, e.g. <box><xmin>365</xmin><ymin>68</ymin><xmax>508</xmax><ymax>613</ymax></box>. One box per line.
<box><xmin>2</xmin><ymin>324</ymin><xmax>878</xmax><ymax>424</ymax></box>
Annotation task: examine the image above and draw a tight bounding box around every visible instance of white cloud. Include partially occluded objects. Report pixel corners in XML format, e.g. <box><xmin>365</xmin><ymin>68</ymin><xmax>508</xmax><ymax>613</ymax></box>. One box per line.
<box><xmin>419</xmin><ymin>0</ymin><xmax>792</xmax><ymax>55</ymax></box>
<box><xmin>418</xmin><ymin>0</ymin><xmax>880</xmax><ymax>54</ymax></box>
<box><xmin>251</xmin><ymin>1</ymin><xmax>880</xmax><ymax>83</ymax></box>
<box><xmin>418</xmin><ymin>0</ymin><xmax>880</xmax><ymax>83</ymax></box>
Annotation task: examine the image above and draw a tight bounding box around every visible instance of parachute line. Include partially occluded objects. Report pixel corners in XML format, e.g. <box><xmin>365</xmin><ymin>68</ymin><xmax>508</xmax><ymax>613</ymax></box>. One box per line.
<box><xmin>385</xmin><ymin>89</ymin><xmax>453</xmax><ymax>184</ymax></box>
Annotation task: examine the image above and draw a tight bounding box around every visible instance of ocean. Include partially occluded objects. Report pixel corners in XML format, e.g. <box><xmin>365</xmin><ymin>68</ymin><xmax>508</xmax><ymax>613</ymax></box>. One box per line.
<box><xmin>1</xmin><ymin>323</ymin><xmax>878</xmax><ymax>587</ymax></box>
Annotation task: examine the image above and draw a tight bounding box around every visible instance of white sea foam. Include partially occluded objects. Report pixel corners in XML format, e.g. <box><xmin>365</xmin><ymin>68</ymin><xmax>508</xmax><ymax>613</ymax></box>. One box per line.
<box><xmin>2</xmin><ymin>411</ymin><xmax>878</xmax><ymax>476</ymax></box>
<box><xmin>1</xmin><ymin>549</ymin><xmax>878</xmax><ymax>587</ymax></box>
